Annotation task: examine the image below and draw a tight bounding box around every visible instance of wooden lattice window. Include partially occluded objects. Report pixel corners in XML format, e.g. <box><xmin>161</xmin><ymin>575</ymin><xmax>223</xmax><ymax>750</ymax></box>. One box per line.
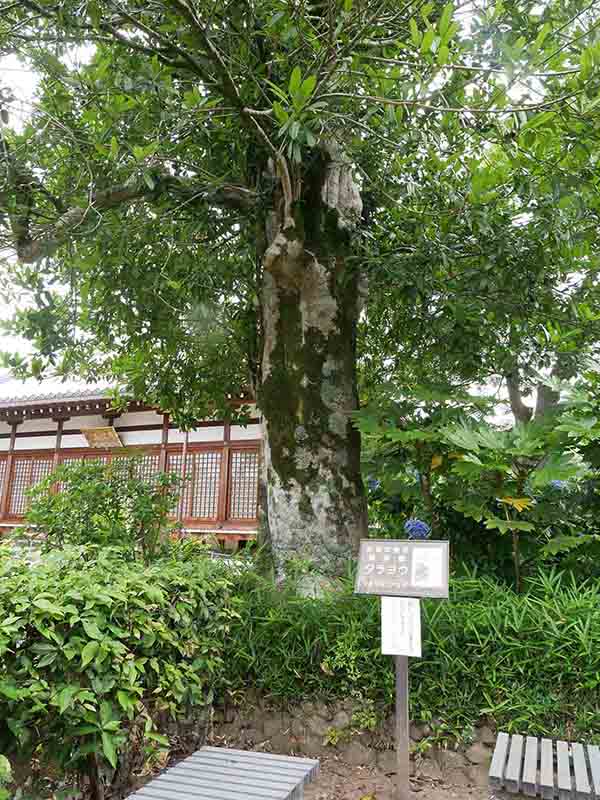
<box><xmin>56</xmin><ymin>456</ymin><xmax>83</xmax><ymax>491</ymax></box>
<box><xmin>84</xmin><ymin>453</ymin><xmax>110</xmax><ymax>464</ymax></box>
<box><xmin>60</xmin><ymin>456</ymin><xmax>83</xmax><ymax>467</ymax></box>
<box><xmin>134</xmin><ymin>454</ymin><xmax>161</xmax><ymax>484</ymax></box>
<box><xmin>9</xmin><ymin>456</ymin><xmax>53</xmax><ymax>515</ymax></box>
<box><xmin>228</xmin><ymin>449</ymin><xmax>259</xmax><ymax>519</ymax></box>
<box><xmin>0</xmin><ymin>457</ymin><xmax>7</xmax><ymax>500</ymax></box>
<box><xmin>188</xmin><ymin>451</ymin><xmax>221</xmax><ymax>519</ymax></box>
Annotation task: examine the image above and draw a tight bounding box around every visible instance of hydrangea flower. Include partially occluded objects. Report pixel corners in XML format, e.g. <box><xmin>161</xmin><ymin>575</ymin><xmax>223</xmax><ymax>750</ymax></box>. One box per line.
<box><xmin>404</xmin><ymin>518</ymin><xmax>431</xmax><ymax>540</ymax></box>
<box><xmin>550</xmin><ymin>480</ymin><xmax>567</xmax><ymax>490</ymax></box>
<box><xmin>367</xmin><ymin>477</ymin><xmax>381</xmax><ymax>492</ymax></box>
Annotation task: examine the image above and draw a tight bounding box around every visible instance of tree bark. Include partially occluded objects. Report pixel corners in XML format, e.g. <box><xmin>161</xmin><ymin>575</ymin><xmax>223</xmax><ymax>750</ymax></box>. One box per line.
<box><xmin>257</xmin><ymin>148</ymin><xmax>368</xmax><ymax>576</ymax></box>
<box><xmin>505</xmin><ymin>371</ymin><xmax>533</xmax><ymax>423</ymax></box>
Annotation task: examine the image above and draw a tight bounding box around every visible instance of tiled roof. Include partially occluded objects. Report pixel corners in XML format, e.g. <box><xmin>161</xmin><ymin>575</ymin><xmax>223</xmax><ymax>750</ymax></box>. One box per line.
<box><xmin>0</xmin><ymin>372</ymin><xmax>113</xmax><ymax>409</ymax></box>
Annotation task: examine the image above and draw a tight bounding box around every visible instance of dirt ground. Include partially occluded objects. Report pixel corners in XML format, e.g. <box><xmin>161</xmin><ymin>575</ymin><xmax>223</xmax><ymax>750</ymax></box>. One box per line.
<box><xmin>304</xmin><ymin>758</ymin><xmax>512</xmax><ymax>800</ymax></box>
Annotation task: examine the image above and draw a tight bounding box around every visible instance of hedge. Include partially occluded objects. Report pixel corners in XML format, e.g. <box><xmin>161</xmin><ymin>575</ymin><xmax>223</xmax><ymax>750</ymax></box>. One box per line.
<box><xmin>0</xmin><ymin>544</ymin><xmax>236</xmax><ymax>797</ymax></box>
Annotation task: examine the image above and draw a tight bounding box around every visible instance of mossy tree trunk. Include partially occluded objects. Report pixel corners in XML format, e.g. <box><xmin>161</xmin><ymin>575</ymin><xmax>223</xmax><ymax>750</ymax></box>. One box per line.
<box><xmin>257</xmin><ymin>149</ymin><xmax>368</xmax><ymax>576</ymax></box>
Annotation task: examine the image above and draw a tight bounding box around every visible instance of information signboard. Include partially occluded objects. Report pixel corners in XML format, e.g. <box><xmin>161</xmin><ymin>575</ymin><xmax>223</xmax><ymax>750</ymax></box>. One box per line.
<box><xmin>353</xmin><ymin>538</ymin><xmax>450</xmax><ymax>800</ymax></box>
<box><xmin>354</xmin><ymin>539</ymin><xmax>449</xmax><ymax>598</ymax></box>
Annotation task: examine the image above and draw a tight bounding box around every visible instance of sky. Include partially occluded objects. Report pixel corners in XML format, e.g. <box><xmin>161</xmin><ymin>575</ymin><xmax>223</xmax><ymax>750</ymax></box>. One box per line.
<box><xmin>0</xmin><ymin>54</ymin><xmax>39</xmax><ymax>364</ymax></box>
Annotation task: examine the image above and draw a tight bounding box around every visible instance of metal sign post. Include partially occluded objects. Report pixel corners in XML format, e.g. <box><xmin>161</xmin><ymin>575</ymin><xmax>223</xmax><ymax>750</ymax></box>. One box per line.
<box><xmin>354</xmin><ymin>539</ymin><xmax>449</xmax><ymax>800</ymax></box>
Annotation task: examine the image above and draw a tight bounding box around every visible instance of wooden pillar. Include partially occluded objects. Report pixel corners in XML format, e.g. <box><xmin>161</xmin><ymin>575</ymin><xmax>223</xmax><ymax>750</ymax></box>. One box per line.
<box><xmin>53</xmin><ymin>417</ymin><xmax>67</xmax><ymax>469</ymax></box>
<box><xmin>178</xmin><ymin>431</ymin><xmax>189</xmax><ymax>522</ymax></box>
<box><xmin>0</xmin><ymin>420</ymin><xmax>22</xmax><ymax>519</ymax></box>
<box><xmin>159</xmin><ymin>413</ymin><xmax>169</xmax><ymax>472</ymax></box>
<box><xmin>395</xmin><ymin>655</ymin><xmax>412</xmax><ymax>800</ymax></box>
<box><xmin>217</xmin><ymin>422</ymin><xmax>231</xmax><ymax>524</ymax></box>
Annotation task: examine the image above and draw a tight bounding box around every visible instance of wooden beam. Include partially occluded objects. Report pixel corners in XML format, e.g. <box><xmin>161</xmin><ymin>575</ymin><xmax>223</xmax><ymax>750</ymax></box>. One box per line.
<box><xmin>159</xmin><ymin>413</ymin><xmax>170</xmax><ymax>472</ymax></box>
<box><xmin>0</xmin><ymin>421</ymin><xmax>21</xmax><ymax>518</ymax></box>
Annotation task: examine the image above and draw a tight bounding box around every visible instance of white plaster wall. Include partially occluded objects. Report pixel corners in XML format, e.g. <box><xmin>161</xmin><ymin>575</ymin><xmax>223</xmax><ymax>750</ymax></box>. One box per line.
<box><xmin>15</xmin><ymin>435</ymin><xmax>58</xmax><ymax>451</ymax></box>
<box><xmin>18</xmin><ymin>418</ymin><xmax>59</xmax><ymax>435</ymax></box>
<box><xmin>170</xmin><ymin>426</ymin><xmax>225</xmax><ymax>443</ymax></box>
<box><xmin>231</xmin><ymin>423</ymin><xmax>262</xmax><ymax>441</ymax></box>
<box><xmin>118</xmin><ymin>410</ymin><xmax>163</xmax><ymax>427</ymax></box>
<box><xmin>189</xmin><ymin>426</ymin><xmax>225</xmax><ymax>443</ymax></box>
<box><xmin>61</xmin><ymin>434</ymin><xmax>89</xmax><ymax>449</ymax></box>
<box><xmin>119</xmin><ymin>428</ymin><xmax>162</xmax><ymax>446</ymax></box>
<box><xmin>0</xmin><ymin>421</ymin><xmax>10</xmax><ymax>452</ymax></box>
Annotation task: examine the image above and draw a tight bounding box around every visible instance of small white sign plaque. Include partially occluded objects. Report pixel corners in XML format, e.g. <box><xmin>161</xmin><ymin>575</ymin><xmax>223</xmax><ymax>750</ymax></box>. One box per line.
<box><xmin>381</xmin><ymin>596</ymin><xmax>422</xmax><ymax>657</ymax></box>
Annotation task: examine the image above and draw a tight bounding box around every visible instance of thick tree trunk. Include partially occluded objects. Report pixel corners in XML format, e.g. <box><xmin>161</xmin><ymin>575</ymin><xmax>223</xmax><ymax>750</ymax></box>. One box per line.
<box><xmin>257</xmin><ymin>149</ymin><xmax>368</xmax><ymax>576</ymax></box>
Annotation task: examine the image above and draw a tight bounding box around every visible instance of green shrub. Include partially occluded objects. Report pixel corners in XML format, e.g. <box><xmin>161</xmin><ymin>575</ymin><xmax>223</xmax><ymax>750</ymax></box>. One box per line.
<box><xmin>225</xmin><ymin>569</ymin><xmax>600</xmax><ymax>742</ymax></box>
<box><xmin>0</xmin><ymin>545</ymin><xmax>236</xmax><ymax>798</ymax></box>
<box><xmin>25</xmin><ymin>459</ymin><xmax>182</xmax><ymax>561</ymax></box>
<box><xmin>0</xmin><ymin>755</ymin><xmax>10</xmax><ymax>800</ymax></box>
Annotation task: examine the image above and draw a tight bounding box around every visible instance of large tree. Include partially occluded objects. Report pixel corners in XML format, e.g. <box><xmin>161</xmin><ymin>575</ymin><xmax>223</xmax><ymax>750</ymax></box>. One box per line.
<box><xmin>0</xmin><ymin>0</ymin><xmax>598</xmax><ymax>572</ymax></box>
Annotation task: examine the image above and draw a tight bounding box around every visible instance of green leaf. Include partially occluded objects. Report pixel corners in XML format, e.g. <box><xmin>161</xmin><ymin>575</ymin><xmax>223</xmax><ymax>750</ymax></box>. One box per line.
<box><xmin>0</xmin><ymin>683</ymin><xmax>20</xmax><ymax>700</ymax></box>
<box><xmin>421</xmin><ymin>28</ymin><xmax>435</xmax><ymax>54</ymax></box>
<box><xmin>117</xmin><ymin>690</ymin><xmax>135</xmax><ymax>711</ymax></box>
<box><xmin>81</xmin><ymin>641</ymin><xmax>99</xmax><ymax>668</ymax></box>
<box><xmin>438</xmin><ymin>3</ymin><xmax>454</xmax><ymax>37</ymax></box>
<box><xmin>143</xmin><ymin>172</ymin><xmax>155</xmax><ymax>191</ymax></box>
<box><xmin>299</xmin><ymin>74</ymin><xmax>317</xmax><ymax>100</ymax></box>
<box><xmin>110</xmin><ymin>135</ymin><xmax>119</xmax><ymax>160</ymax></box>
<box><xmin>73</xmin><ymin>724</ymin><xmax>100</xmax><ymax>735</ymax></box>
<box><xmin>410</xmin><ymin>18</ymin><xmax>421</xmax><ymax>47</ymax></box>
<box><xmin>288</xmin><ymin>66</ymin><xmax>302</xmax><ymax>96</ymax></box>
<box><xmin>272</xmin><ymin>101</ymin><xmax>289</xmax><ymax>124</ymax></box>
<box><xmin>581</xmin><ymin>48</ymin><xmax>594</xmax><ymax>80</ymax></box>
<box><xmin>343</xmin><ymin>0</ymin><xmax>353</xmax><ymax>10</ymax></box>
<box><xmin>146</xmin><ymin>732</ymin><xmax>169</xmax><ymax>746</ymax></box>
<box><xmin>484</xmin><ymin>517</ymin><xmax>535</xmax><ymax>533</ymax></box>
<box><xmin>57</xmin><ymin>685</ymin><xmax>79</xmax><ymax>714</ymax></box>
<box><xmin>82</xmin><ymin>620</ymin><xmax>103</xmax><ymax>640</ymax></box>
<box><xmin>37</xmin><ymin>651</ymin><xmax>58</xmax><ymax>667</ymax></box>
<box><xmin>532</xmin><ymin>21</ymin><xmax>551</xmax><ymax>51</ymax></box>
<box><xmin>33</xmin><ymin>597</ymin><xmax>63</xmax><ymax>615</ymax></box>
<box><xmin>102</xmin><ymin>731</ymin><xmax>118</xmax><ymax>769</ymax></box>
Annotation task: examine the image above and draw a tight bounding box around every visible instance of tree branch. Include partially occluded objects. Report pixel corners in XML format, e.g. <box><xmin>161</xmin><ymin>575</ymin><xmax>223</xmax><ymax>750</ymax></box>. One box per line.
<box><xmin>3</xmin><ymin>175</ymin><xmax>256</xmax><ymax>263</ymax></box>
<box><xmin>505</xmin><ymin>372</ymin><xmax>533</xmax><ymax>423</ymax></box>
<box><xmin>316</xmin><ymin>90</ymin><xmax>584</xmax><ymax>115</ymax></box>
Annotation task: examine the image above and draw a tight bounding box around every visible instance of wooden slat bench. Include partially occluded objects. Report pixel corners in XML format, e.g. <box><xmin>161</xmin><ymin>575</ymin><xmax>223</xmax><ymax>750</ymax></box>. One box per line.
<box><xmin>490</xmin><ymin>732</ymin><xmax>600</xmax><ymax>799</ymax></box>
<box><xmin>128</xmin><ymin>747</ymin><xmax>319</xmax><ymax>800</ymax></box>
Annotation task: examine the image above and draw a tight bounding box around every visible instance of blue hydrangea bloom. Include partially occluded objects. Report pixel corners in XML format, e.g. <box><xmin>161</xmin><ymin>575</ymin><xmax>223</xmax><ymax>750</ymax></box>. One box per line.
<box><xmin>404</xmin><ymin>518</ymin><xmax>431</xmax><ymax>540</ymax></box>
<box><xmin>367</xmin><ymin>477</ymin><xmax>381</xmax><ymax>492</ymax></box>
<box><xmin>550</xmin><ymin>480</ymin><xmax>567</xmax><ymax>490</ymax></box>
